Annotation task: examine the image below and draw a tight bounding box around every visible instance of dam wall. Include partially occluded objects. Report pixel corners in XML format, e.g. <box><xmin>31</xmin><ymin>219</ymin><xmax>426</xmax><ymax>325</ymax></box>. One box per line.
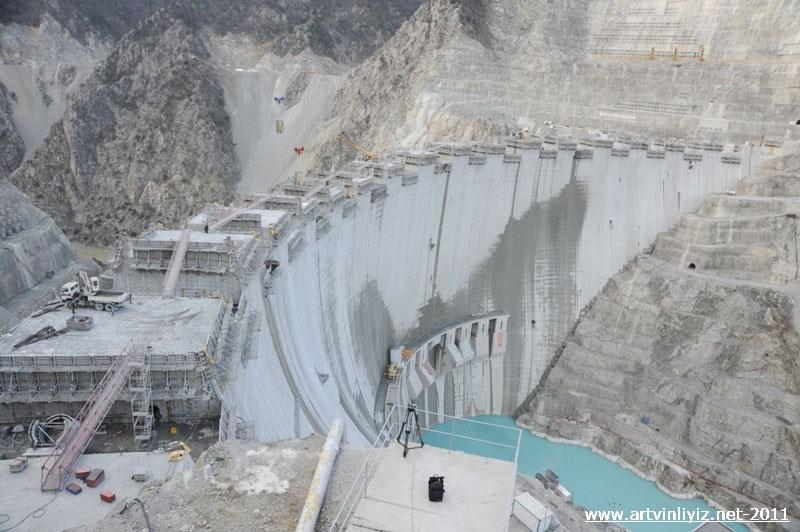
<box><xmin>222</xmin><ymin>138</ymin><xmax>764</xmax><ymax>444</ymax></box>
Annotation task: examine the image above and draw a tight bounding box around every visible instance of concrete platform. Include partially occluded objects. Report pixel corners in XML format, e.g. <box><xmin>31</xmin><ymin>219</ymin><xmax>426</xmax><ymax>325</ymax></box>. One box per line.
<box><xmin>348</xmin><ymin>443</ymin><xmax>516</xmax><ymax>532</ymax></box>
<box><xmin>144</xmin><ymin>229</ymin><xmax>252</xmax><ymax>244</ymax></box>
<box><xmin>0</xmin><ymin>450</ymin><xmax>183</xmax><ymax>532</ymax></box>
<box><xmin>0</xmin><ymin>296</ymin><xmax>221</xmax><ymax>357</ymax></box>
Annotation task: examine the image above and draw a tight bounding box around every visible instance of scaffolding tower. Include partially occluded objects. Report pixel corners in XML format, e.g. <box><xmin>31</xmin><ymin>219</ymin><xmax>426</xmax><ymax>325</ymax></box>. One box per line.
<box><xmin>129</xmin><ymin>352</ymin><xmax>153</xmax><ymax>446</ymax></box>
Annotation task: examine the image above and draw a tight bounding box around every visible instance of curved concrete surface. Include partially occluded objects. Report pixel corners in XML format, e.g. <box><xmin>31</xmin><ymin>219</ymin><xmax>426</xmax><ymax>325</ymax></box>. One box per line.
<box><xmin>223</xmin><ymin>139</ymin><xmax>765</xmax><ymax>444</ymax></box>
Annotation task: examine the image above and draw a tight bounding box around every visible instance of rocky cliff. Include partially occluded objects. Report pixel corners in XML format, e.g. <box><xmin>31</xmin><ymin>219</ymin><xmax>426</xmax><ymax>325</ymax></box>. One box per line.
<box><xmin>0</xmin><ymin>0</ymin><xmax>174</xmax><ymax>165</ymax></box>
<box><xmin>173</xmin><ymin>0</ymin><xmax>423</xmax><ymax>65</ymax></box>
<box><xmin>0</xmin><ymin>0</ymin><xmax>173</xmax><ymax>44</ymax></box>
<box><xmin>0</xmin><ymin>180</ymin><xmax>76</xmax><ymax>331</ymax></box>
<box><xmin>0</xmin><ymin>83</ymin><xmax>24</xmax><ymax>178</ymax></box>
<box><xmin>4</xmin><ymin>0</ymin><xmax>423</xmax><ymax>244</ymax></box>
<box><xmin>518</xmin><ymin>154</ymin><xmax>800</xmax><ymax>527</ymax></box>
<box><xmin>326</xmin><ymin>0</ymin><xmax>799</xmax><ymax>159</ymax></box>
<box><xmin>319</xmin><ymin>0</ymin><xmax>507</xmax><ymax>166</ymax></box>
<box><xmin>9</xmin><ymin>15</ymin><xmax>239</xmax><ymax>245</ymax></box>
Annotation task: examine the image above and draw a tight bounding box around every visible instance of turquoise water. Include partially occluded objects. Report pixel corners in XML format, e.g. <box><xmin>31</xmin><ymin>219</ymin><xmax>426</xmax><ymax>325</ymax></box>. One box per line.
<box><xmin>424</xmin><ymin>415</ymin><xmax>746</xmax><ymax>532</ymax></box>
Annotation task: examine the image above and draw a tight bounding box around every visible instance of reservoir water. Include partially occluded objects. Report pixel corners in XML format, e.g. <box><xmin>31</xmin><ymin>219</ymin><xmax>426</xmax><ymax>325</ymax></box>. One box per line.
<box><xmin>424</xmin><ymin>415</ymin><xmax>746</xmax><ymax>532</ymax></box>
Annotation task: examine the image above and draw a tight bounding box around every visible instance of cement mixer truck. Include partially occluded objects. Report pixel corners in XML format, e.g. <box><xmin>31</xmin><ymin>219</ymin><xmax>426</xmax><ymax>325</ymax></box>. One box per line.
<box><xmin>59</xmin><ymin>271</ymin><xmax>131</xmax><ymax>312</ymax></box>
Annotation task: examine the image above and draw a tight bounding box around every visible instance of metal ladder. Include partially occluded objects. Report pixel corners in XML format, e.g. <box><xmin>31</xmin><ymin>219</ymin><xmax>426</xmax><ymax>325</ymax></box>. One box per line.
<box><xmin>129</xmin><ymin>352</ymin><xmax>153</xmax><ymax>446</ymax></box>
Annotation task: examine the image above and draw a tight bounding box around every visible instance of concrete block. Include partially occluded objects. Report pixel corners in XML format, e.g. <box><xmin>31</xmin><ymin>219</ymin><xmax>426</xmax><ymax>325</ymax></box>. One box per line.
<box><xmin>65</xmin><ymin>482</ymin><xmax>82</xmax><ymax>495</ymax></box>
<box><xmin>100</xmin><ymin>491</ymin><xmax>116</xmax><ymax>503</ymax></box>
<box><xmin>9</xmin><ymin>457</ymin><xmax>28</xmax><ymax>473</ymax></box>
<box><xmin>85</xmin><ymin>468</ymin><xmax>105</xmax><ymax>487</ymax></box>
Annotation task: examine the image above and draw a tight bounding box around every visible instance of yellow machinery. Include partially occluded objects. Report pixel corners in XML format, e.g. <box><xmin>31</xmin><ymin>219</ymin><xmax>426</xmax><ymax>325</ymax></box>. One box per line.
<box><xmin>336</xmin><ymin>132</ymin><xmax>378</xmax><ymax>161</ymax></box>
<box><xmin>166</xmin><ymin>441</ymin><xmax>191</xmax><ymax>461</ymax></box>
<box><xmin>385</xmin><ymin>362</ymin><xmax>401</xmax><ymax>381</ymax></box>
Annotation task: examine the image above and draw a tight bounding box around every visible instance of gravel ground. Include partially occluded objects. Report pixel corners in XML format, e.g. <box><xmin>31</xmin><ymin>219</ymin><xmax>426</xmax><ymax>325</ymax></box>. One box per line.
<box><xmin>82</xmin><ymin>436</ymin><xmax>370</xmax><ymax>532</ymax></box>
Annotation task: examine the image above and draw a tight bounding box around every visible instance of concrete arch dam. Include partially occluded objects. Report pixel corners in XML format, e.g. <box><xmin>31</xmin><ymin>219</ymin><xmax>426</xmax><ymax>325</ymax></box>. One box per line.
<box><xmin>223</xmin><ymin>139</ymin><xmax>758</xmax><ymax>444</ymax></box>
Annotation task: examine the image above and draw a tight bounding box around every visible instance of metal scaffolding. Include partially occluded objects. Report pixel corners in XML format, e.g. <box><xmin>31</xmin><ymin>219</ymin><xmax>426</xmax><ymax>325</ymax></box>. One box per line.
<box><xmin>40</xmin><ymin>341</ymin><xmax>139</xmax><ymax>491</ymax></box>
<box><xmin>129</xmin><ymin>353</ymin><xmax>153</xmax><ymax>445</ymax></box>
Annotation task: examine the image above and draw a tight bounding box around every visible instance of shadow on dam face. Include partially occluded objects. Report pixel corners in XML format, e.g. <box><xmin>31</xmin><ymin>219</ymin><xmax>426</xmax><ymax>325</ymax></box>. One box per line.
<box><xmin>414</xmin><ymin>170</ymin><xmax>587</xmax><ymax>413</ymax></box>
<box><xmin>348</xmin><ymin>279</ymin><xmax>397</xmax><ymax>421</ymax></box>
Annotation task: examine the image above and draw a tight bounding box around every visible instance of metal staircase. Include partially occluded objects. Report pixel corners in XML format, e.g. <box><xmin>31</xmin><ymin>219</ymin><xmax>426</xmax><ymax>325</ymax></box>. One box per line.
<box><xmin>129</xmin><ymin>353</ymin><xmax>153</xmax><ymax>446</ymax></box>
<box><xmin>40</xmin><ymin>342</ymin><xmax>139</xmax><ymax>491</ymax></box>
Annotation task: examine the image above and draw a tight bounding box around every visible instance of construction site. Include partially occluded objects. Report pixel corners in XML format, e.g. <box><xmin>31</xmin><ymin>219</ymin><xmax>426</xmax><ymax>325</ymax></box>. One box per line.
<box><xmin>1</xmin><ymin>0</ymin><xmax>799</xmax><ymax>531</ymax></box>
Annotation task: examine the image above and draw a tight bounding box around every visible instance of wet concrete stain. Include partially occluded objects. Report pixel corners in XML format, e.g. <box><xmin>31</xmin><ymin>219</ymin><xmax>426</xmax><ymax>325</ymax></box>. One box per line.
<box><xmin>349</xmin><ymin>279</ymin><xmax>396</xmax><ymax>415</ymax></box>
<box><xmin>416</xmin><ymin>165</ymin><xmax>588</xmax><ymax>412</ymax></box>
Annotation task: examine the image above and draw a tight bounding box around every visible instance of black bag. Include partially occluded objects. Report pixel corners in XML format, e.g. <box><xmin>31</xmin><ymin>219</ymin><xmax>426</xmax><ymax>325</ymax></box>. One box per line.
<box><xmin>428</xmin><ymin>475</ymin><xmax>445</xmax><ymax>502</ymax></box>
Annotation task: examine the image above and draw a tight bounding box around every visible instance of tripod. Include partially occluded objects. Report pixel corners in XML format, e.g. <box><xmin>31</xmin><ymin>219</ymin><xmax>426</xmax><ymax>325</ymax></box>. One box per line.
<box><xmin>397</xmin><ymin>403</ymin><xmax>424</xmax><ymax>458</ymax></box>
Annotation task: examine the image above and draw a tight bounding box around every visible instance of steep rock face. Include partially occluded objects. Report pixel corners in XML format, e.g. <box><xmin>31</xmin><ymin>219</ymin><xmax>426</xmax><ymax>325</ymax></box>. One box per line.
<box><xmin>518</xmin><ymin>155</ymin><xmax>800</xmax><ymax>526</ymax></box>
<box><xmin>320</xmin><ymin>0</ymin><xmax>504</xmax><ymax>164</ymax></box>
<box><xmin>0</xmin><ymin>180</ymin><xmax>75</xmax><ymax>330</ymax></box>
<box><xmin>0</xmin><ymin>0</ymin><xmax>173</xmax><ymax>164</ymax></box>
<box><xmin>0</xmin><ymin>0</ymin><xmax>174</xmax><ymax>44</ymax></box>
<box><xmin>175</xmin><ymin>0</ymin><xmax>424</xmax><ymax>65</ymax></box>
<box><xmin>10</xmin><ymin>17</ymin><xmax>239</xmax><ymax>245</ymax></box>
<box><xmin>4</xmin><ymin>0</ymin><xmax>424</xmax><ymax>242</ymax></box>
<box><xmin>326</xmin><ymin>0</ymin><xmax>799</xmax><ymax>159</ymax></box>
<box><xmin>0</xmin><ymin>83</ymin><xmax>24</xmax><ymax>178</ymax></box>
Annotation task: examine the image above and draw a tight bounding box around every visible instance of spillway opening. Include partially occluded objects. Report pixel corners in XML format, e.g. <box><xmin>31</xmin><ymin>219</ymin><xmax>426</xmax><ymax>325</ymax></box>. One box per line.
<box><xmin>688</xmin><ymin>262</ymin><xmax>697</xmax><ymax>270</ymax></box>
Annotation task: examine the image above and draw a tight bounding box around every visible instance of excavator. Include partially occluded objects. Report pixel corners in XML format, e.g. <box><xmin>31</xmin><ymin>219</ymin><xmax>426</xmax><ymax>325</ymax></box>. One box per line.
<box><xmin>336</xmin><ymin>132</ymin><xmax>378</xmax><ymax>161</ymax></box>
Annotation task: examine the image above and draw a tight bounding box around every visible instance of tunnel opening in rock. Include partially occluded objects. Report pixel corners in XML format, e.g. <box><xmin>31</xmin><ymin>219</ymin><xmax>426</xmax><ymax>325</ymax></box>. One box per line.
<box><xmin>688</xmin><ymin>262</ymin><xmax>696</xmax><ymax>270</ymax></box>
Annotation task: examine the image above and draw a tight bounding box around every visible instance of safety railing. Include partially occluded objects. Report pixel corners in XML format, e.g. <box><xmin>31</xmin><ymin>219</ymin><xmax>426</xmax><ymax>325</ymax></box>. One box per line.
<box><xmin>0</xmin><ymin>353</ymin><xmax>196</xmax><ymax>371</ymax></box>
<box><xmin>327</xmin><ymin>405</ymin><xmax>522</xmax><ymax>531</ymax></box>
<box><xmin>413</xmin><ymin>408</ymin><xmax>522</xmax><ymax>464</ymax></box>
<box><xmin>1</xmin><ymin>287</ymin><xmax>59</xmax><ymax>334</ymax></box>
<box><xmin>327</xmin><ymin>404</ymin><xmax>401</xmax><ymax>531</ymax></box>
<box><xmin>127</xmin><ymin>238</ymin><xmax>177</xmax><ymax>250</ymax></box>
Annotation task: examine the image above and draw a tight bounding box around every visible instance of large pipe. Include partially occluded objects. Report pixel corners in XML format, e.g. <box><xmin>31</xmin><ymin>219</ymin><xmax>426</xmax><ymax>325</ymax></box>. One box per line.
<box><xmin>295</xmin><ymin>418</ymin><xmax>345</xmax><ymax>532</ymax></box>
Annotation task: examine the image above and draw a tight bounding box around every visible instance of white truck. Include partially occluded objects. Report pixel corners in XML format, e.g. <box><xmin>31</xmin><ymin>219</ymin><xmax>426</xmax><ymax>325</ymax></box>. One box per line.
<box><xmin>60</xmin><ymin>272</ymin><xmax>131</xmax><ymax>312</ymax></box>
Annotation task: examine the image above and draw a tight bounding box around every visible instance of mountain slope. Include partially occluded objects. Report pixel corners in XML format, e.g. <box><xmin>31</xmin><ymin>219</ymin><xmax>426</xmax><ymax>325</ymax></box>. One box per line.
<box><xmin>0</xmin><ymin>180</ymin><xmax>76</xmax><ymax>332</ymax></box>
<box><xmin>517</xmin><ymin>154</ymin><xmax>800</xmax><ymax>523</ymax></box>
<box><xmin>10</xmin><ymin>15</ymin><xmax>238</xmax><ymax>245</ymax></box>
<box><xmin>0</xmin><ymin>83</ymin><xmax>24</xmax><ymax>178</ymax></box>
<box><xmin>324</xmin><ymin>0</ymin><xmax>798</xmax><ymax>160</ymax></box>
<box><xmin>0</xmin><ymin>0</ymin><xmax>175</xmax><ymax>44</ymax></box>
<box><xmin>317</xmin><ymin>0</ymin><xmax>503</xmax><ymax>165</ymax></box>
<box><xmin>5</xmin><ymin>0</ymin><xmax>424</xmax><ymax>243</ymax></box>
